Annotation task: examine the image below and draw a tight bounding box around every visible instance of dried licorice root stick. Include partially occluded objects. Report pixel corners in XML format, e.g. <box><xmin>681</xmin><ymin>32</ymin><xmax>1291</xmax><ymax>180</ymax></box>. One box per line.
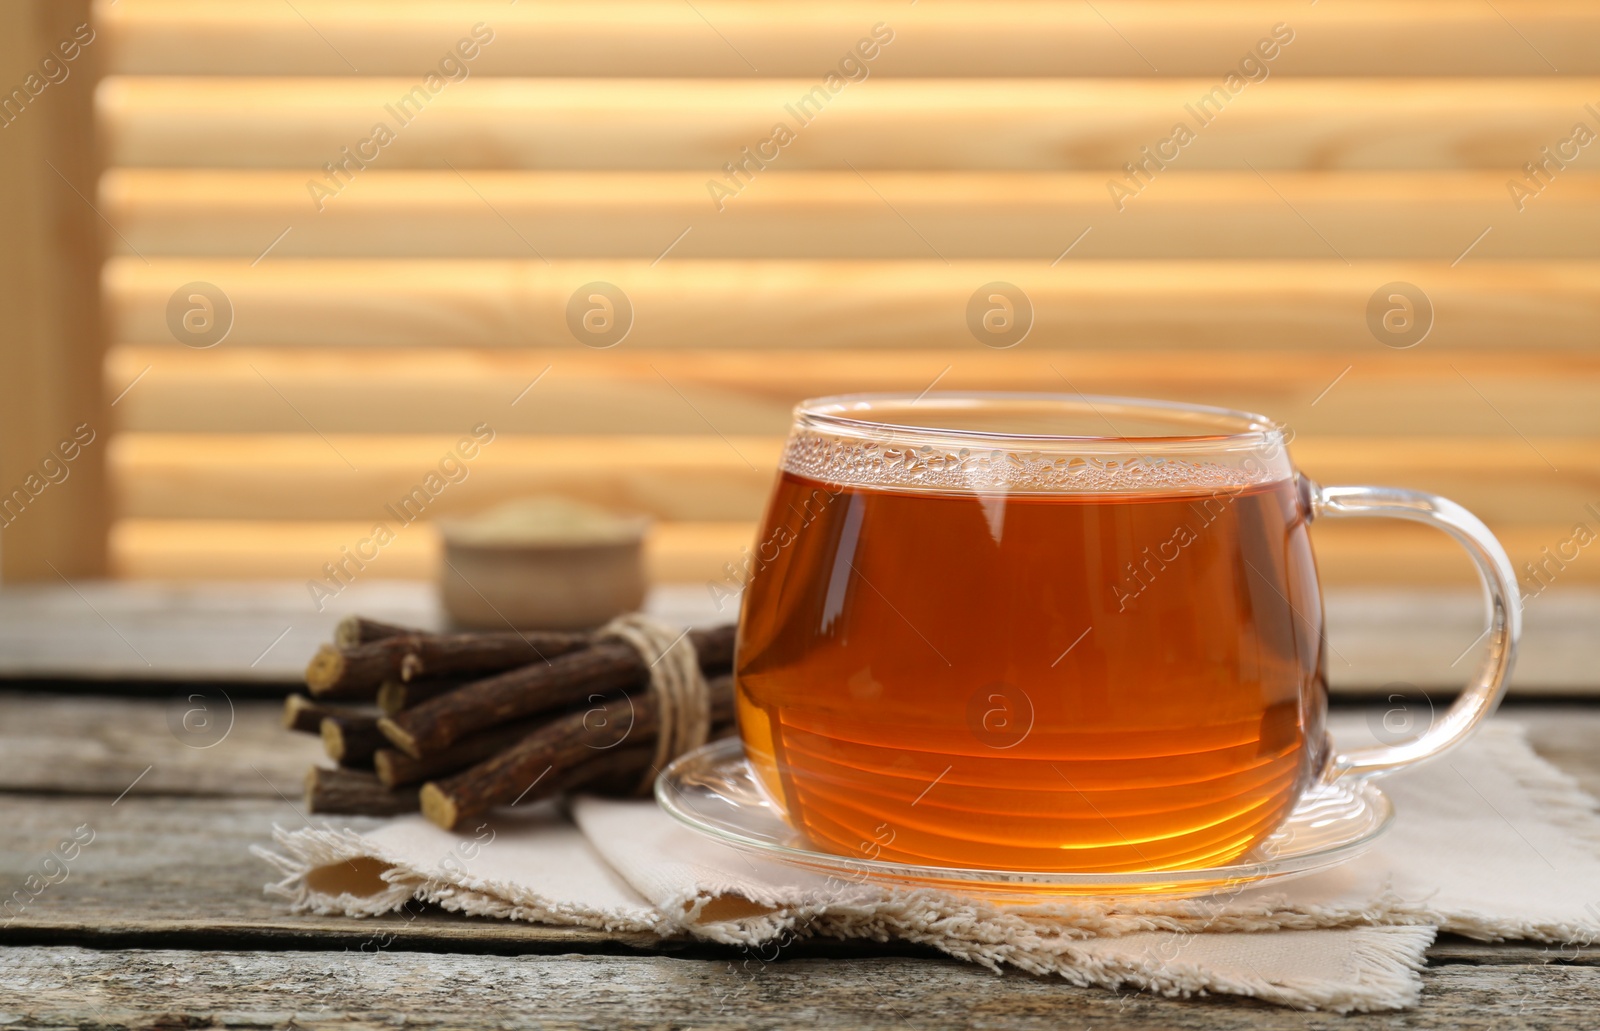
<box><xmin>306</xmin><ymin>765</ymin><xmax>419</xmax><ymax>816</ymax></box>
<box><xmin>333</xmin><ymin>615</ymin><xmax>415</xmax><ymax>648</ymax></box>
<box><xmin>283</xmin><ymin>694</ymin><xmax>372</xmax><ymax>735</ymax></box>
<box><xmin>376</xmin><ymin>677</ymin><xmax>464</xmax><ymax>716</ymax></box>
<box><xmin>419</xmin><ymin>711</ymin><xmax>658</xmax><ymax>830</ymax></box>
<box><xmin>419</xmin><ymin>673</ymin><xmax>735</xmax><ymax>830</ymax></box>
<box><xmin>320</xmin><ymin>714</ymin><xmax>387</xmax><ymax>768</ymax></box>
<box><xmin>380</xmin><ymin>623</ymin><xmax>736</xmax><ymax>759</ymax></box>
<box><xmin>377</xmin><ymin>712</ymin><xmax>739</xmax><ymax>788</ymax></box>
<box><xmin>304</xmin><ymin>629</ymin><xmax>590</xmax><ymax>699</ymax></box>
<box><xmin>558</xmin><ymin>743</ymin><xmax>659</xmax><ymax>796</ymax></box>
<box><xmin>430</xmin><ymin>743</ymin><xmax>660</xmax><ymax>817</ymax></box>
<box><xmin>375</xmin><ymin>714</ymin><xmax>553</xmax><ymax>787</ymax></box>
<box><xmin>511</xmin><ymin>719</ymin><xmax>739</xmax><ymax>807</ymax></box>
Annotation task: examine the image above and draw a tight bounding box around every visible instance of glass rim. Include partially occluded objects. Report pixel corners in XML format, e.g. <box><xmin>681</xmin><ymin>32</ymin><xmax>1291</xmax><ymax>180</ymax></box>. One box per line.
<box><xmin>793</xmin><ymin>392</ymin><xmax>1287</xmax><ymax>454</ymax></box>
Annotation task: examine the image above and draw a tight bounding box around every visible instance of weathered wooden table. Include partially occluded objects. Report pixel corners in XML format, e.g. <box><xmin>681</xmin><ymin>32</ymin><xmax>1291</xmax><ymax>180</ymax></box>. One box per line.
<box><xmin>2</xmin><ymin>585</ymin><xmax>1597</xmax><ymax>1029</ymax></box>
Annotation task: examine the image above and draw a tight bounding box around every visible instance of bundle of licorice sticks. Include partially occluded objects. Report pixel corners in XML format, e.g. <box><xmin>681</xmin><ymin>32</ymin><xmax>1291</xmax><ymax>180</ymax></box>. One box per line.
<box><xmin>284</xmin><ymin>616</ymin><xmax>736</xmax><ymax>828</ymax></box>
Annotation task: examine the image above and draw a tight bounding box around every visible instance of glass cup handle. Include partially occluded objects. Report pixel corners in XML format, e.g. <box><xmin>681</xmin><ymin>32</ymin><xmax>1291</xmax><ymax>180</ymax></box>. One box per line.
<box><xmin>1310</xmin><ymin>482</ymin><xmax>1522</xmax><ymax>782</ymax></box>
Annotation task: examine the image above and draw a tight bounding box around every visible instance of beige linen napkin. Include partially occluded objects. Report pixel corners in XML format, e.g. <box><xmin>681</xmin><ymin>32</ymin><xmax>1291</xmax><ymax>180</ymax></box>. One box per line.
<box><xmin>257</xmin><ymin>722</ymin><xmax>1600</xmax><ymax>1013</ymax></box>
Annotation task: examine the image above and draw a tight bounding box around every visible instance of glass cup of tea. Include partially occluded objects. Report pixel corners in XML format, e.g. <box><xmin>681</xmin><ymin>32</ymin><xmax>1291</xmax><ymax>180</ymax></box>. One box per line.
<box><xmin>733</xmin><ymin>393</ymin><xmax>1520</xmax><ymax>873</ymax></box>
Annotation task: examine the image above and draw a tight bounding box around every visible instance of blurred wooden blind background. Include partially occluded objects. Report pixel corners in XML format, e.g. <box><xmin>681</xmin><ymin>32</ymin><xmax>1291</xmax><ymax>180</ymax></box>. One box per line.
<box><xmin>94</xmin><ymin>0</ymin><xmax>1600</xmax><ymax>594</ymax></box>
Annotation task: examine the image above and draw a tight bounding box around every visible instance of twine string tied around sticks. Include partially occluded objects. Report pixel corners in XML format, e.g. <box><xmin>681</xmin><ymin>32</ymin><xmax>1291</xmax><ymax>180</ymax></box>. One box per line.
<box><xmin>595</xmin><ymin>614</ymin><xmax>712</xmax><ymax>791</ymax></box>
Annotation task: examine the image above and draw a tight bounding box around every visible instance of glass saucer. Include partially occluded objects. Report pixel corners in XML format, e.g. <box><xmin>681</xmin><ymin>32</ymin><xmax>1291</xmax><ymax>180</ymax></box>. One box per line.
<box><xmin>656</xmin><ymin>738</ymin><xmax>1393</xmax><ymax>900</ymax></box>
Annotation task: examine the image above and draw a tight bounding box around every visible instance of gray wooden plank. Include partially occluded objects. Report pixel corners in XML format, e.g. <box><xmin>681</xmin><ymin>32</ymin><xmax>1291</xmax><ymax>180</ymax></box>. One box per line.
<box><xmin>3</xmin><ymin>690</ymin><xmax>1595</xmax><ymax>804</ymax></box>
<box><xmin>0</xmin><ymin>582</ymin><xmax>1596</xmax><ymax>693</ymax></box>
<box><xmin>1325</xmin><ymin>588</ymin><xmax>1600</xmax><ymax>695</ymax></box>
<box><xmin>0</xmin><ymin>581</ymin><xmax>440</xmax><ymax>683</ymax></box>
<box><xmin>0</xmin><ymin>947</ymin><xmax>1596</xmax><ymax>1030</ymax></box>
<box><xmin>0</xmin><ymin>792</ymin><xmax>631</xmax><ymax>949</ymax></box>
<box><xmin>0</xmin><ymin>793</ymin><xmax>373</xmax><ymax>934</ymax></box>
<box><xmin>0</xmin><ymin>582</ymin><xmax>725</xmax><ymax>684</ymax></box>
<box><xmin>0</xmin><ymin>791</ymin><xmax>983</xmax><ymax>958</ymax></box>
<box><xmin>1426</xmin><ymin>938</ymin><xmax>1600</xmax><ymax>965</ymax></box>
<box><xmin>0</xmin><ymin>694</ymin><xmax>322</xmax><ymax>797</ymax></box>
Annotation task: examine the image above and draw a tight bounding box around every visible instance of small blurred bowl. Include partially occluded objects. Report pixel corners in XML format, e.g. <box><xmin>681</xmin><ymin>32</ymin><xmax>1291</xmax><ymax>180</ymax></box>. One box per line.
<box><xmin>437</xmin><ymin>498</ymin><xmax>650</xmax><ymax>631</ymax></box>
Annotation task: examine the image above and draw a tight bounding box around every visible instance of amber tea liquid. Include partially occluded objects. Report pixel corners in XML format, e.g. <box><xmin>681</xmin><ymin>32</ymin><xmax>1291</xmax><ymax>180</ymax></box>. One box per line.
<box><xmin>735</xmin><ymin>471</ymin><xmax>1328</xmax><ymax>872</ymax></box>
